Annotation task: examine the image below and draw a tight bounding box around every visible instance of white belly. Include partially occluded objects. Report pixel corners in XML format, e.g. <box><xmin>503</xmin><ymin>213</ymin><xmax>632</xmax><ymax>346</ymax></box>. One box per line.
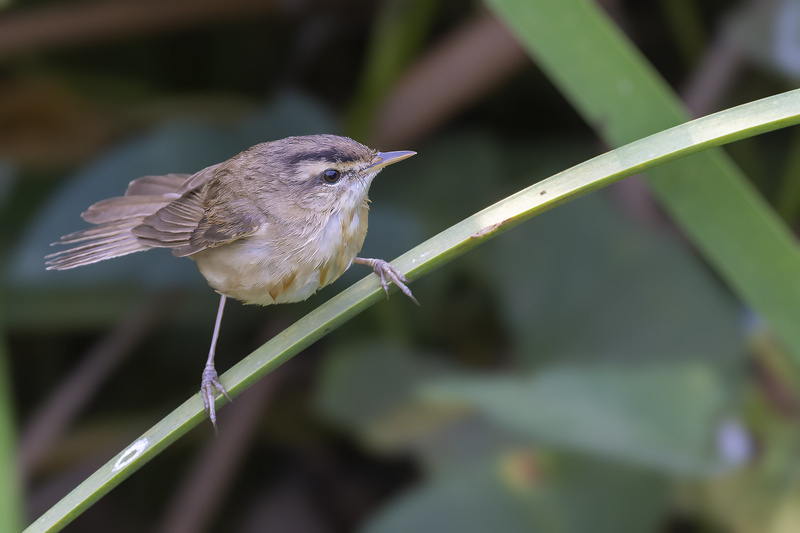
<box><xmin>191</xmin><ymin>211</ymin><xmax>368</xmax><ymax>306</ymax></box>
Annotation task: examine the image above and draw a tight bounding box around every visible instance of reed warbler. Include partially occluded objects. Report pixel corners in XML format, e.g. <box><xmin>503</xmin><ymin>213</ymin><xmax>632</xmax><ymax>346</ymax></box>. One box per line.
<box><xmin>46</xmin><ymin>134</ymin><xmax>417</xmax><ymax>430</ymax></box>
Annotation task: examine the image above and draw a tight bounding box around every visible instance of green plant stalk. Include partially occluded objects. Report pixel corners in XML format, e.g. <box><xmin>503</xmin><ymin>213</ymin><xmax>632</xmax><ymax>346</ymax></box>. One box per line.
<box><xmin>488</xmin><ymin>0</ymin><xmax>800</xmax><ymax>362</ymax></box>
<box><xmin>24</xmin><ymin>89</ymin><xmax>800</xmax><ymax>533</ymax></box>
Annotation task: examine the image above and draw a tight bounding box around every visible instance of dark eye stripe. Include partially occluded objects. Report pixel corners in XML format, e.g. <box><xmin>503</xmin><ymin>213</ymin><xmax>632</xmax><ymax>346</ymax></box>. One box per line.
<box><xmin>287</xmin><ymin>149</ymin><xmax>360</xmax><ymax>166</ymax></box>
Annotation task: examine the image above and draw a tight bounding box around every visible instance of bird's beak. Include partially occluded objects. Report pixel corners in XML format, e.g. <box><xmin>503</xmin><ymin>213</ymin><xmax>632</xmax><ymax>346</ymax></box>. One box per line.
<box><xmin>368</xmin><ymin>150</ymin><xmax>416</xmax><ymax>171</ymax></box>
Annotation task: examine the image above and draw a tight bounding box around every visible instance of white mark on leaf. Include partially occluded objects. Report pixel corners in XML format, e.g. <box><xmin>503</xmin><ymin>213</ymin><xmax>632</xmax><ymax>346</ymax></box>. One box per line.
<box><xmin>113</xmin><ymin>437</ymin><xmax>149</xmax><ymax>472</ymax></box>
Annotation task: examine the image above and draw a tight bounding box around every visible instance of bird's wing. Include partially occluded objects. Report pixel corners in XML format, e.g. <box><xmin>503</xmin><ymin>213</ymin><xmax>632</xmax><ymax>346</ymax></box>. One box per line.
<box><xmin>46</xmin><ymin>174</ymin><xmax>193</xmax><ymax>270</ymax></box>
<box><xmin>131</xmin><ymin>188</ymin><xmax>207</xmax><ymax>249</ymax></box>
<box><xmin>125</xmin><ymin>173</ymin><xmax>190</xmax><ymax>196</ymax></box>
<box><xmin>133</xmin><ymin>164</ymin><xmax>265</xmax><ymax>257</ymax></box>
<box><xmin>176</xmin><ymin>164</ymin><xmax>220</xmax><ymax>195</ymax></box>
<box><xmin>175</xmin><ymin>210</ymin><xmax>264</xmax><ymax>257</ymax></box>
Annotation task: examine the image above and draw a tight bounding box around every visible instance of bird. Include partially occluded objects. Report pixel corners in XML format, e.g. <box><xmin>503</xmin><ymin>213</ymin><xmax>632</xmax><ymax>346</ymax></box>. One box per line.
<box><xmin>46</xmin><ymin>134</ymin><xmax>418</xmax><ymax>430</ymax></box>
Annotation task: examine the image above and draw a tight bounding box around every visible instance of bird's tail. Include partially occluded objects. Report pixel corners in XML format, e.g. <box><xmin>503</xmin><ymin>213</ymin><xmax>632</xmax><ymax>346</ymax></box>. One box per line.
<box><xmin>45</xmin><ymin>174</ymin><xmax>189</xmax><ymax>270</ymax></box>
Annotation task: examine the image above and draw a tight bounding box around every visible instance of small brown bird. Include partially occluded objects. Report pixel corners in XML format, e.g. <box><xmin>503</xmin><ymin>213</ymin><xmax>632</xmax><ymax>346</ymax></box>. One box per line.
<box><xmin>46</xmin><ymin>134</ymin><xmax>417</xmax><ymax>429</ymax></box>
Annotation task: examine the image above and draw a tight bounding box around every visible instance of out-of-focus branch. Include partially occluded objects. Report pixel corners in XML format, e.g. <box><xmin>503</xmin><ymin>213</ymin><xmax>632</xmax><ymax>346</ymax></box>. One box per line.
<box><xmin>0</xmin><ymin>0</ymin><xmax>279</xmax><ymax>61</ymax></box>
<box><xmin>370</xmin><ymin>12</ymin><xmax>528</xmax><ymax>148</ymax></box>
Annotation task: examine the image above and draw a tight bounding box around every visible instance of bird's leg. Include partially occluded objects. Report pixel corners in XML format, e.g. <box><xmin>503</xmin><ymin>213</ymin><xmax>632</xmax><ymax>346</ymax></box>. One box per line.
<box><xmin>353</xmin><ymin>257</ymin><xmax>419</xmax><ymax>305</ymax></box>
<box><xmin>201</xmin><ymin>294</ymin><xmax>231</xmax><ymax>433</ymax></box>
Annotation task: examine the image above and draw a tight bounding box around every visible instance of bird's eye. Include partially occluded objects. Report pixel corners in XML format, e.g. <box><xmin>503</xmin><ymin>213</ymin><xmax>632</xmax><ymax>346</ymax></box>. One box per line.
<box><xmin>322</xmin><ymin>169</ymin><xmax>341</xmax><ymax>183</ymax></box>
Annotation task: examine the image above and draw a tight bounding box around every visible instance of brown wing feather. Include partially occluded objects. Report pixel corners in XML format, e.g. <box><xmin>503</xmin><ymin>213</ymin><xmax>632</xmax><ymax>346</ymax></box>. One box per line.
<box><xmin>81</xmin><ymin>196</ymin><xmax>177</xmax><ymax>224</ymax></box>
<box><xmin>132</xmin><ymin>189</ymin><xmax>206</xmax><ymax>251</ymax></box>
<box><xmin>176</xmin><ymin>164</ymin><xmax>220</xmax><ymax>194</ymax></box>
<box><xmin>125</xmin><ymin>174</ymin><xmax>190</xmax><ymax>196</ymax></box>
<box><xmin>46</xmin><ymin>219</ymin><xmax>146</xmax><ymax>269</ymax></box>
<box><xmin>47</xmin><ymin>162</ymin><xmax>263</xmax><ymax>269</ymax></box>
<box><xmin>171</xmin><ymin>212</ymin><xmax>263</xmax><ymax>257</ymax></box>
<box><xmin>133</xmin><ymin>163</ymin><xmax>264</xmax><ymax>257</ymax></box>
<box><xmin>46</xmin><ymin>173</ymin><xmax>195</xmax><ymax>270</ymax></box>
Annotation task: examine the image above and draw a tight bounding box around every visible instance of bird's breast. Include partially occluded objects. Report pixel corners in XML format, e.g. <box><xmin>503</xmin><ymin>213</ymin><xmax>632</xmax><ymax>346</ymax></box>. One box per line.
<box><xmin>192</xmin><ymin>207</ymin><xmax>369</xmax><ymax>306</ymax></box>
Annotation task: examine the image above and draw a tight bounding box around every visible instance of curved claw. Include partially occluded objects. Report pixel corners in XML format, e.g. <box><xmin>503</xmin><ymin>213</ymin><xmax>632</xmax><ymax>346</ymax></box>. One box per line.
<box><xmin>201</xmin><ymin>365</ymin><xmax>231</xmax><ymax>434</ymax></box>
<box><xmin>354</xmin><ymin>257</ymin><xmax>419</xmax><ymax>306</ymax></box>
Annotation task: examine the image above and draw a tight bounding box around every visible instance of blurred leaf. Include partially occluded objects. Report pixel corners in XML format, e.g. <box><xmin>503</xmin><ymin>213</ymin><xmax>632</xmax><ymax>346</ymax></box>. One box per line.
<box><xmin>363</xmin><ymin>461</ymin><xmax>536</xmax><ymax>533</ymax></box>
<box><xmin>9</xmin><ymin>92</ymin><xmax>335</xmax><ymax>291</ymax></box>
<box><xmin>488</xmin><ymin>0</ymin><xmax>800</xmax><ymax>363</ymax></box>
<box><xmin>535</xmin><ymin>455</ymin><xmax>668</xmax><ymax>533</ymax></box>
<box><xmin>423</xmin><ymin>362</ymin><xmax>734</xmax><ymax>474</ymax></box>
<box><xmin>364</xmin><ymin>453</ymin><xmax>668</xmax><ymax>533</ymax></box>
<box><xmin>316</xmin><ymin>341</ymin><xmax>456</xmax><ymax>446</ymax></box>
<box><xmin>487</xmin><ymin>192</ymin><xmax>744</xmax><ymax>364</ymax></box>
<box><xmin>317</xmin><ymin>341</ymin><xmax>439</xmax><ymax>432</ymax></box>
<box><xmin>316</xmin><ymin>340</ymin><xmax>538</xmax><ymax>475</ymax></box>
<box><xmin>775</xmin><ymin>128</ymin><xmax>800</xmax><ymax>220</ymax></box>
<box><xmin>0</xmin><ymin>335</ymin><xmax>23</xmax><ymax>533</ymax></box>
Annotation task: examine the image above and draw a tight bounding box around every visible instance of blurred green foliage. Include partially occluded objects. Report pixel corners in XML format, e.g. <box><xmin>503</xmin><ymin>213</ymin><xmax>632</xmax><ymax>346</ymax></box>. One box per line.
<box><xmin>0</xmin><ymin>339</ymin><xmax>22</xmax><ymax>533</ymax></box>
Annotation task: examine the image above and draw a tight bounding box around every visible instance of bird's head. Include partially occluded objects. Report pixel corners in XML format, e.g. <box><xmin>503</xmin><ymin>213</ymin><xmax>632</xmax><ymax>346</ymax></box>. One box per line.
<box><xmin>246</xmin><ymin>135</ymin><xmax>415</xmax><ymax>219</ymax></box>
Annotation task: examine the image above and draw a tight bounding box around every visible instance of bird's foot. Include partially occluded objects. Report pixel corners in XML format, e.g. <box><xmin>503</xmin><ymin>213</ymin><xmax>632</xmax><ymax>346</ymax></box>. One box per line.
<box><xmin>355</xmin><ymin>257</ymin><xmax>419</xmax><ymax>305</ymax></box>
<box><xmin>201</xmin><ymin>364</ymin><xmax>231</xmax><ymax>434</ymax></box>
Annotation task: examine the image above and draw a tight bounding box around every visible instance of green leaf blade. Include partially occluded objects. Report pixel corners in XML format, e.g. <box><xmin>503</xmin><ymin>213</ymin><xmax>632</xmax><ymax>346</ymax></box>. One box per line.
<box><xmin>488</xmin><ymin>0</ymin><xmax>800</xmax><ymax>361</ymax></box>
